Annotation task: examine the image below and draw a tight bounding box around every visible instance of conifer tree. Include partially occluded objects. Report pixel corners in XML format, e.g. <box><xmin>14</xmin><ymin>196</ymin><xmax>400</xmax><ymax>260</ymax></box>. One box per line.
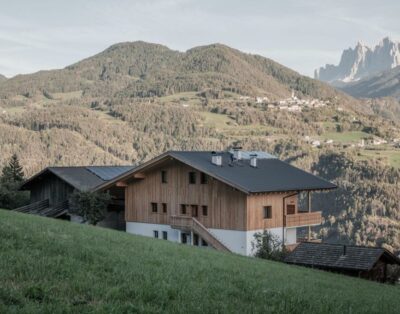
<box><xmin>1</xmin><ymin>154</ymin><xmax>25</xmax><ymax>183</ymax></box>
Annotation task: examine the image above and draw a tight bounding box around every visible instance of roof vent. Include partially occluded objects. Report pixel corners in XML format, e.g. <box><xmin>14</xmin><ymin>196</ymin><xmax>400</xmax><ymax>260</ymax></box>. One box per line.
<box><xmin>211</xmin><ymin>151</ymin><xmax>222</xmax><ymax>166</ymax></box>
<box><xmin>233</xmin><ymin>146</ymin><xmax>242</xmax><ymax>160</ymax></box>
<box><xmin>250</xmin><ymin>154</ymin><xmax>257</xmax><ymax>168</ymax></box>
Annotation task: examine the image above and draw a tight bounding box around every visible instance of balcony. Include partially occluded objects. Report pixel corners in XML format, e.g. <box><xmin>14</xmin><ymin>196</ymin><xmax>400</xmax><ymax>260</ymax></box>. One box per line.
<box><xmin>285</xmin><ymin>211</ymin><xmax>322</xmax><ymax>228</ymax></box>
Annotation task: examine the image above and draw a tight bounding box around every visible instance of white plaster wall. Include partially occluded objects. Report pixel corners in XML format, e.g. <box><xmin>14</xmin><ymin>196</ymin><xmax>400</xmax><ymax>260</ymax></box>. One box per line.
<box><xmin>209</xmin><ymin>228</ymin><xmax>249</xmax><ymax>255</ymax></box>
<box><xmin>126</xmin><ymin>222</ymin><xmax>181</xmax><ymax>243</ymax></box>
<box><xmin>286</xmin><ymin>228</ymin><xmax>297</xmax><ymax>245</ymax></box>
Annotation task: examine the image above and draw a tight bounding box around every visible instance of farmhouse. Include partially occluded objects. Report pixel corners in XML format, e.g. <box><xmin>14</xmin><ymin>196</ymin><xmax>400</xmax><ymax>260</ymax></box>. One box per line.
<box><xmin>18</xmin><ymin>166</ymin><xmax>134</xmax><ymax>229</ymax></box>
<box><xmin>285</xmin><ymin>242</ymin><xmax>400</xmax><ymax>283</ymax></box>
<box><xmin>97</xmin><ymin>150</ymin><xmax>336</xmax><ymax>255</ymax></box>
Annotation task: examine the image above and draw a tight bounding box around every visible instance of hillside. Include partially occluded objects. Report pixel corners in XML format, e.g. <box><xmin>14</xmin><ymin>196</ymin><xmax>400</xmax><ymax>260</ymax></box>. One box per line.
<box><xmin>0</xmin><ymin>41</ymin><xmax>353</xmax><ymax>102</ymax></box>
<box><xmin>340</xmin><ymin>66</ymin><xmax>400</xmax><ymax>100</ymax></box>
<box><xmin>0</xmin><ymin>41</ymin><xmax>399</xmax><ymax>253</ymax></box>
<box><xmin>0</xmin><ymin>210</ymin><xmax>399</xmax><ymax>313</ymax></box>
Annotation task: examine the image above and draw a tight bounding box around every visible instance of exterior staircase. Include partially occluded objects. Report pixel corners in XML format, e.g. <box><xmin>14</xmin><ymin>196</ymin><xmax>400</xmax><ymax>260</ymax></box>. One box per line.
<box><xmin>14</xmin><ymin>199</ymin><xmax>69</xmax><ymax>218</ymax></box>
<box><xmin>170</xmin><ymin>216</ymin><xmax>231</xmax><ymax>252</ymax></box>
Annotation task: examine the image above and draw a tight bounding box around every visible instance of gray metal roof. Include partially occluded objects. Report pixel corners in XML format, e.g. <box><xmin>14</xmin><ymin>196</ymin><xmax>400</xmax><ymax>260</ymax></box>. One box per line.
<box><xmin>284</xmin><ymin>242</ymin><xmax>400</xmax><ymax>271</ymax></box>
<box><xmin>21</xmin><ymin>166</ymin><xmax>135</xmax><ymax>192</ymax></box>
<box><xmin>168</xmin><ymin>151</ymin><xmax>336</xmax><ymax>193</ymax></box>
<box><xmin>86</xmin><ymin>166</ymin><xmax>135</xmax><ymax>181</ymax></box>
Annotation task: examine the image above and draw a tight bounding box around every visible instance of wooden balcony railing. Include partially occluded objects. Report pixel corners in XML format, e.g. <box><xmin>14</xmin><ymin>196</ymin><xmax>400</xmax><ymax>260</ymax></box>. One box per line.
<box><xmin>285</xmin><ymin>211</ymin><xmax>322</xmax><ymax>228</ymax></box>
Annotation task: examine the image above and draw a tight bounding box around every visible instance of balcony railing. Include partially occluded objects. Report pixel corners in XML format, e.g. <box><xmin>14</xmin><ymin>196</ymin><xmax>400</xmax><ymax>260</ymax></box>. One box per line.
<box><xmin>285</xmin><ymin>211</ymin><xmax>322</xmax><ymax>227</ymax></box>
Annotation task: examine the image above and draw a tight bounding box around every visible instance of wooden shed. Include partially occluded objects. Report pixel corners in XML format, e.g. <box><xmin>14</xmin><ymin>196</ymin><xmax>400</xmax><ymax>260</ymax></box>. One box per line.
<box><xmin>18</xmin><ymin>166</ymin><xmax>134</xmax><ymax>230</ymax></box>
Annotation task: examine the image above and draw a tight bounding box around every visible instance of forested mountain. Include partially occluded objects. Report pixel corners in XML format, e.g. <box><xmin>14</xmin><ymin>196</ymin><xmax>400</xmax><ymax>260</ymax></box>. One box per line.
<box><xmin>340</xmin><ymin>66</ymin><xmax>400</xmax><ymax>100</ymax></box>
<box><xmin>0</xmin><ymin>41</ymin><xmax>353</xmax><ymax>103</ymax></box>
<box><xmin>0</xmin><ymin>41</ymin><xmax>399</xmax><ymax>253</ymax></box>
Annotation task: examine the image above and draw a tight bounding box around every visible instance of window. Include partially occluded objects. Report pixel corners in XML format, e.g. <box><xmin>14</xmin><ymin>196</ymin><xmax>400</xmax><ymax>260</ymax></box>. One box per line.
<box><xmin>162</xmin><ymin>203</ymin><xmax>167</xmax><ymax>214</ymax></box>
<box><xmin>202</xmin><ymin>205</ymin><xmax>208</xmax><ymax>216</ymax></box>
<box><xmin>193</xmin><ymin>234</ymin><xmax>199</xmax><ymax>246</ymax></box>
<box><xmin>153</xmin><ymin>230</ymin><xmax>159</xmax><ymax>238</ymax></box>
<box><xmin>162</xmin><ymin>231</ymin><xmax>168</xmax><ymax>240</ymax></box>
<box><xmin>287</xmin><ymin>204</ymin><xmax>295</xmax><ymax>215</ymax></box>
<box><xmin>191</xmin><ymin>205</ymin><xmax>198</xmax><ymax>217</ymax></box>
<box><xmin>180</xmin><ymin>204</ymin><xmax>187</xmax><ymax>215</ymax></box>
<box><xmin>264</xmin><ymin>206</ymin><xmax>272</xmax><ymax>219</ymax></box>
<box><xmin>151</xmin><ymin>202</ymin><xmax>158</xmax><ymax>213</ymax></box>
<box><xmin>189</xmin><ymin>171</ymin><xmax>197</xmax><ymax>184</ymax></box>
<box><xmin>181</xmin><ymin>233</ymin><xmax>188</xmax><ymax>244</ymax></box>
<box><xmin>200</xmin><ymin>172</ymin><xmax>208</xmax><ymax>184</ymax></box>
<box><xmin>161</xmin><ymin>170</ymin><xmax>167</xmax><ymax>183</ymax></box>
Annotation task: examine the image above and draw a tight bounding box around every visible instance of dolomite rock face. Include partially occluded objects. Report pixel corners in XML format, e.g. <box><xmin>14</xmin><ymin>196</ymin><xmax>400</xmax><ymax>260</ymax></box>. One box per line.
<box><xmin>315</xmin><ymin>37</ymin><xmax>400</xmax><ymax>85</ymax></box>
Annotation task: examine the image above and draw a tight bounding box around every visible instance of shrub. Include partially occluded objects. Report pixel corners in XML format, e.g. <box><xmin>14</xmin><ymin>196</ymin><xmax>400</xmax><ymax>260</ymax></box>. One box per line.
<box><xmin>252</xmin><ymin>230</ymin><xmax>288</xmax><ymax>261</ymax></box>
<box><xmin>69</xmin><ymin>191</ymin><xmax>111</xmax><ymax>225</ymax></box>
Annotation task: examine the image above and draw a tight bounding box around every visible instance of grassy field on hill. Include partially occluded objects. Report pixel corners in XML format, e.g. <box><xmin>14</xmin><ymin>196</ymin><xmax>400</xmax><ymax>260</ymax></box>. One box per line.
<box><xmin>0</xmin><ymin>210</ymin><xmax>399</xmax><ymax>313</ymax></box>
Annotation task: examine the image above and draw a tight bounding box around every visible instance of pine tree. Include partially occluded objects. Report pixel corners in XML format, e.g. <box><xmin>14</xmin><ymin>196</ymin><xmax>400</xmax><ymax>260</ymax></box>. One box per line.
<box><xmin>1</xmin><ymin>154</ymin><xmax>25</xmax><ymax>183</ymax></box>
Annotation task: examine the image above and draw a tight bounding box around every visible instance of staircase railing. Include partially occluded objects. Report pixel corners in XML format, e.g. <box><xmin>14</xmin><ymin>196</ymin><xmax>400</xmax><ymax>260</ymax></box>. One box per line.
<box><xmin>13</xmin><ymin>199</ymin><xmax>49</xmax><ymax>213</ymax></box>
<box><xmin>39</xmin><ymin>200</ymin><xmax>69</xmax><ymax>218</ymax></box>
<box><xmin>170</xmin><ymin>216</ymin><xmax>230</xmax><ymax>252</ymax></box>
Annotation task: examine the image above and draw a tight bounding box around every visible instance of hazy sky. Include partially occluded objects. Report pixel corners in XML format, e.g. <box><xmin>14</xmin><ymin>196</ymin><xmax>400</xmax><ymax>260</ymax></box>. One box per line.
<box><xmin>0</xmin><ymin>0</ymin><xmax>399</xmax><ymax>78</ymax></box>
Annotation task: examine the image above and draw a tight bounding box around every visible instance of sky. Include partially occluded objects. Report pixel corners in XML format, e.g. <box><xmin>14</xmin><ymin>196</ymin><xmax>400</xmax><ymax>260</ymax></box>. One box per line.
<box><xmin>0</xmin><ymin>0</ymin><xmax>399</xmax><ymax>78</ymax></box>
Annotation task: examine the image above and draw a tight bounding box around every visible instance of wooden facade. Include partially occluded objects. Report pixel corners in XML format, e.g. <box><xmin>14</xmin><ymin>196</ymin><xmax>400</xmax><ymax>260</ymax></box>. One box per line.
<box><xmin>125</xmin><ymin>159</ymin><xmax>322</xmax><ymax>231</ymax></box>
<box><xmin>29</xmin><ymin>173</ymin><xmax>74</xmax><ymax>206</ymax></box>
<box><xmin>125</xmin><ymin>159</ymin><xmax>247</xmax><ymax>230</ymax></box>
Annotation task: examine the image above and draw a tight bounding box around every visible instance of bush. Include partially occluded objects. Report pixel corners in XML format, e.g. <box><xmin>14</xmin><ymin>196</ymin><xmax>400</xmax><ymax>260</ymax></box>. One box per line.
<box><xmin>252</xmin><ymin>230</ymin><xmax>288</xmax><ymax>261</ymax></box>
<box><xmin>69</xmin><ymin>191</ymin><xmax>111</xmax><ymax>225</ymax></box>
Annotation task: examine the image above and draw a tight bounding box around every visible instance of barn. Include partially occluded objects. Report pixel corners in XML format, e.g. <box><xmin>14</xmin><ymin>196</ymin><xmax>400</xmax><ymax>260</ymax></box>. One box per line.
<box><xmin>17</xmin><ymin>166</ymin><xmax>134</xmax><ymax>230</ymax></box>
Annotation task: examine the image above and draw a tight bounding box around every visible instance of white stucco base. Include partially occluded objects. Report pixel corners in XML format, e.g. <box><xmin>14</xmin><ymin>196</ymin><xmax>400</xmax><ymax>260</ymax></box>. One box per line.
<box><xmin>126</xmin><ymin>222</ymin><xmax>297</xmax><ymax>256</ymax></box>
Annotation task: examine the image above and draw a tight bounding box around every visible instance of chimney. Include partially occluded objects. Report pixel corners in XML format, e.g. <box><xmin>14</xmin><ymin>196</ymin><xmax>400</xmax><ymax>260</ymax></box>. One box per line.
<box><xmin>233</xmin><ymin>146</ymin><xmax>242</xmax><ymax>160</ymax></box>
<box><xmin>211</xmin><ymin>151</ymin><xmax>222</xmax><ymax>166</ymax></box>
<box><xmin>250</xmin><ymin>154</ymin><xmax>257</xmax><ymax>168</ymax></box>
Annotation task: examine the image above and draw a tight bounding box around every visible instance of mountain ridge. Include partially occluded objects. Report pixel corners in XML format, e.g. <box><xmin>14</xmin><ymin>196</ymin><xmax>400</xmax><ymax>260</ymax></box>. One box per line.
<box><xmin>0</xmin><ymin>41</ymin><xmax>353</xmax><ymax>103</ymax></box>
<box><xmin>315</xmin><ymin>37</ymin><xmax>400</xmax><ymax>85</ymax></box>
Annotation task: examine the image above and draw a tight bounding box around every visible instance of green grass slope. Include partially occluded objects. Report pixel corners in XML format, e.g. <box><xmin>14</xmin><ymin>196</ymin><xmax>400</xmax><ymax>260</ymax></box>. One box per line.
<box><xmin>0</xmin><ymin>210</ymin><xmax>399</xmax><ymax>313</ymax></box>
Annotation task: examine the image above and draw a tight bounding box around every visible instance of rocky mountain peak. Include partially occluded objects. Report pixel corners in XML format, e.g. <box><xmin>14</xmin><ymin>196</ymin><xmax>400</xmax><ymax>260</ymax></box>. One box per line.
<box><xmin>315</xmin><ymin>37</ymin><xmax>400</xmax><ymax>85</ymax></box>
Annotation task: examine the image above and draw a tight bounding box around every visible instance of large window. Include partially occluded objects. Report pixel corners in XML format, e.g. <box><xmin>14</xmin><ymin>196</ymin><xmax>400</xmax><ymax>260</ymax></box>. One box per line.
<box><xmin>162</xmin><ymin>203</ymin><xmax>167</xmax><ymax>214</ymax></box>
<box><xmin>161</xmin><ymin>170</ymin><xmax>167</xmax><ymax>183</ymax></box>
<box><xmin>202</xmin><ymin>205</ymin><xmax>208</xmax><ymax>216</ymax></box>
<box><xmin>264</xmin><ymin>206</ymin><xmax>272</xmax><ymax>219</ymax></box>
<box><xmin>200</xmin><ymin>172</ymin><xmax>208</xmax><ymax>184</ymax></box>
<box><xmin>180</xmin><ymin>204</ymin><xmax>187</xmax><ymax>215</ymax></box>
<box><xmin>189</xmin><ymin>171</ymin><xmax>197</xmax><ymax>184</ymax></box>
<box><xmin>151</xmin><ymin>202</ymin><xmax>158</xmax><ymax>213</ymax></box>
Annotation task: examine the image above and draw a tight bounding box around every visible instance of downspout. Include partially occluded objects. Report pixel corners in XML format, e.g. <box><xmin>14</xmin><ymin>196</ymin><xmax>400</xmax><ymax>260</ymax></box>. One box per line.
<box><xmin>282</xmin><ymin>192</ymin><xmax>298</xmax><ymax>247</ymax></box>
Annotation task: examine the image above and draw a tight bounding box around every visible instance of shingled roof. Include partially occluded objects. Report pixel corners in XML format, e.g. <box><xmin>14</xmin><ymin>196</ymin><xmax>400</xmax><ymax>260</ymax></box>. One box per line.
<box><xmin>98</xmin><ymin>151</ymin><xmax>336</xmax><ymax>193</ymax></box>
<box><xmin>285</xmin><ymin>242</ymin><xmax>400</xmax><ymax>271</ymax></box>
<box><xmin>20</xmin><ymin>166</ymin><xmax>135</xmax><ymax>192</ymax></box>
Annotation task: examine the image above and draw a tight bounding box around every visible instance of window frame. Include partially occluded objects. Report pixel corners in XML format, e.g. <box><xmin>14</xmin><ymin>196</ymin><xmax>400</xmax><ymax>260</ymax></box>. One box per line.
<box><xmin>180</xmin><ymin>204</ymin><xmax>187</xmax><ymax>215</ymax></box>
<box><xmin>263</xmin><ymin>205</ymin><xmax>272</xmax><ymax>219</ymax></box>
<box><xmin>188</xmin><ymin>171</ymin><xmax>197</xmax><ymax>184</ymax></box>
<box><xmin>200</xmin><ymin>172</ymin><xmax>208</xmax><ymax>184</ymax></box>
<box><xmin>202</xmin><ymin>205</ymin><xmax>208</xmax><ymax>216</ymax></box>
<box><xmin>153</xmin><ymin>230</ymin><xmax>159</xmax><ymax>238</ymax></box>
<box><xmin>151</xmin><ymin>202</ymin><xmax>158</xmax><ymax>213</ymax></box>
<box><xmin>161</xmin><ymin>170</ymin><xmax>167</xmax><ymax>183</ymax></box>
<box><xmin>162</xmin><ymin>203</ymin><xmax>167</xmax><ymax>214</ymax></box>
<box><xmin>162</xmin><ymin>231</ymin><xmax>168</xmax><ymax>240</ymax></box>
